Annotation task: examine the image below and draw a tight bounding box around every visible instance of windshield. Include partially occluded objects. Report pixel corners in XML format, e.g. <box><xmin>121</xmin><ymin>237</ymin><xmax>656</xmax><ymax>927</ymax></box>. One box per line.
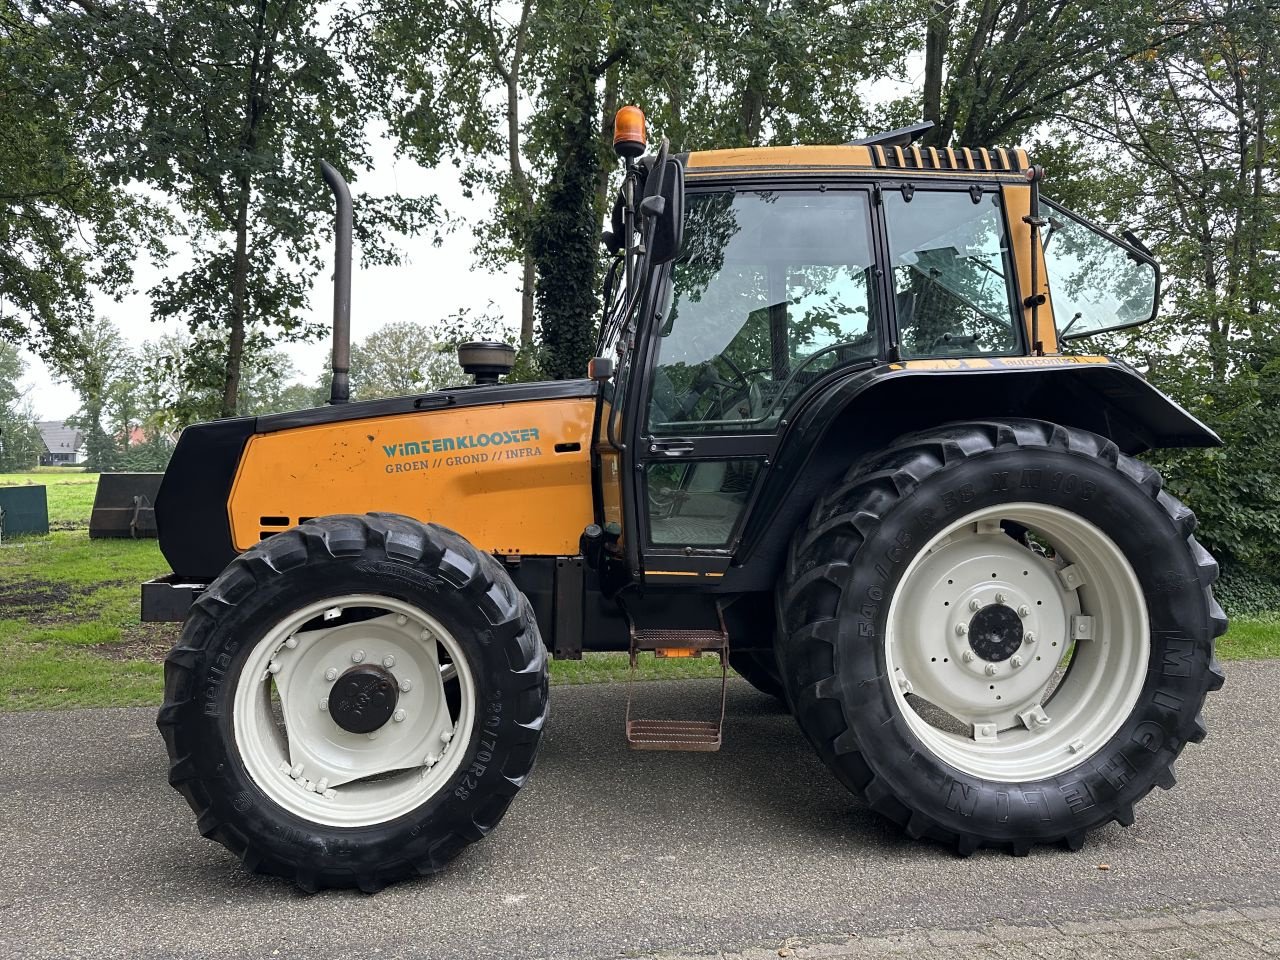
<box><xmin>1043</xmin><ymin>201</ymin><xmax>1158</xmax><ymax>340</ymax></box>
<box><xmin>648</xmin><ymin>189</ymin><xmax>879</xmax><ymax>434</ymax></box>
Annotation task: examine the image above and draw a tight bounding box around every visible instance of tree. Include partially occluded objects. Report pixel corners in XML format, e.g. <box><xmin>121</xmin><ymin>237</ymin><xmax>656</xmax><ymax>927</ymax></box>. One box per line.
<box><xmin>30</xmin><ymin>0</ymin><xmax>438</xmax><ymax>418</ymax></box>
<box><xmin>0</xmin><ymin>342</ymin><xmax>41</xmax><ymax>472</ymax></box>
<box><xmin>531</xmin><ymin>27</ymin><xmax>600</xmax><ymax>380</ymax></box>
<box><xmin>919</xmin><ymin>0</ymin><xmax>1214</xmax><ymax>148</ymax></box>
<box><xmin>365</xmin><ymin>0</ymin><xmax>548</xmax><ymax>343</ymax></box>
<box><xmin>58</xmin><ymin>316</ymin><xmax>129</xmax><ymax>471</ymax></box>
<box><xmin>348</xmin><ymin>322</ymin><xmax>460</xmax><ymax>399</ymax></box>
<box><xmin>325</xmin><ymin>308</ymin><xmax>530</xmax><ymax>401</ymax></box>
<box><xmin>0</xmin><ymin>3</ymin><xmax>167</xmax><ymax>365</ymax></box>
<box><xmin>1053</xmin><ymin>0</ymin><xmax>1280</xmax><ymax>574</ymax></box>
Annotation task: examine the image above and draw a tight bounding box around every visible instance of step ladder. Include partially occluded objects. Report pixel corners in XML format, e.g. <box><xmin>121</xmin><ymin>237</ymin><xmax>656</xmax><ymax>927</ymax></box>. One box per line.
<box><xmin>624</xmin><ymin>608</ymin><xmax>729</xmax><ymax>752</ymax></box>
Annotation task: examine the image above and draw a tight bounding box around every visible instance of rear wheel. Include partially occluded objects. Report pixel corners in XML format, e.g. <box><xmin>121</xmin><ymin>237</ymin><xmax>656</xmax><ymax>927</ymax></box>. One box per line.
<box><xmin>157</xmin><ymin>514</ymin><xmax>547</xmax><ymax>891</ymax></box>
<box><xmin>777</xmin><ymin>420</ymin><xmax>1225</xmax><ymax>854</ymax></box>
<box><xmin>729</xmin><ymin>650</ymin><xmax>787</xmax><ymax>704</ymax></box>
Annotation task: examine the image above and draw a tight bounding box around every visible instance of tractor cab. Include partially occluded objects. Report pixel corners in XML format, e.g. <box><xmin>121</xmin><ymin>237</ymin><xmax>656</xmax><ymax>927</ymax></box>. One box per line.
<box><xmin>590</xmin><ymin>108</ymin><xmax>1167</xmax><ymax>595</ymax></box>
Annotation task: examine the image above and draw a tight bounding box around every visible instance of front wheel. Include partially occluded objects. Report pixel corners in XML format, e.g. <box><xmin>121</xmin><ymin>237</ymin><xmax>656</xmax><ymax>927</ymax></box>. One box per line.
<box><xmin>157</xmin><ymin>514</ymin><xmax>547</xmax><ymax>891</ymax></box>
<box><xmin>777</xmin><ymin>419</ymin><xmax>1225</xmax><ymax>854</ymax></box>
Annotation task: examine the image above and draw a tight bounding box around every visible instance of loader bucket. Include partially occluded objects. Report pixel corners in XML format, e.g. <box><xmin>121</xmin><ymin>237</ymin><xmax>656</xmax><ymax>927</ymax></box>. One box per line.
<box><xmin>89</xmin><ymin>472</ymin><xmax>163</xmax><ymax>539</ymax></box>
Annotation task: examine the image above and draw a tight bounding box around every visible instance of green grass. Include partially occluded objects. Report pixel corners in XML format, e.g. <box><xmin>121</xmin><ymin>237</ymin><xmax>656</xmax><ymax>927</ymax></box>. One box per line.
<box><xmin>1217</xmin><ymin>618</ymin><xmax>1280</xmax><ymax>661</ymax></box>
<box><xmin>0</xmin><ymin>472</ymin><xmax>1276</xmax><ymax>711</ymax></box>
<box><xmin>0</xmin><ymin>470</ymin><xmax>100</xmax><ymax>527</ymax></box>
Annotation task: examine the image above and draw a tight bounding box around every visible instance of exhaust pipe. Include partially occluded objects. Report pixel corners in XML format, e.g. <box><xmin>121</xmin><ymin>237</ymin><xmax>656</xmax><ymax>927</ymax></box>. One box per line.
<box><xmin>320</xmin><ymin>160</ymin><xmax>352</xmax><ymax>405</ymax></box>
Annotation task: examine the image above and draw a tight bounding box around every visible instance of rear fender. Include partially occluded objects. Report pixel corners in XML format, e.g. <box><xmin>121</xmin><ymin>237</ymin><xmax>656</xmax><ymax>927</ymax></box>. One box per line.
<box><xmin>726</xmin><ymin>357</ymin><xmax>1217</xmax><ymax>591</ymax></box>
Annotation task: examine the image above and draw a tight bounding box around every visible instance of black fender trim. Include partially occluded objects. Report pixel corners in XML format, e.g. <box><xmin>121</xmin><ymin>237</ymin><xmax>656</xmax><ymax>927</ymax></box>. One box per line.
<box><xmin>724</xmin><ymin>357</ymin><xmax>1217</xmax><ymax>592</ymax></box>
<box><xmin>156</xmin><ymin>417</ymin><xmax>256</xmax><ymax>580</ymax></box>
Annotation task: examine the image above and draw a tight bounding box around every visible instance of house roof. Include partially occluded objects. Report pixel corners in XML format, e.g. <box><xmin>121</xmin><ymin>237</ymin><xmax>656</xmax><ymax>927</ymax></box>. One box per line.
<box><xmin>37</xmin><ymin>421</ymin><xmax>84</xmax><ymax>454</ymax></box>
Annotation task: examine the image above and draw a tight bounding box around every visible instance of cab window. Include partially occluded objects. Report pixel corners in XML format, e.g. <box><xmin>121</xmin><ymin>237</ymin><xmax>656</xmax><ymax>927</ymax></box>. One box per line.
<box><xmin>1042</xmin><ymin>200</ymin><xmax>1158</xmax><ymax>340</ymax></box>
<box><xmin>647</xmin><ymin>189</ymin><xmax>879</xmax><ymax>435</ymax></box>
<box><xmin>883</xmin><ymin>189</ymin><xmax>1021</xmax><ymax>358</ymax></box>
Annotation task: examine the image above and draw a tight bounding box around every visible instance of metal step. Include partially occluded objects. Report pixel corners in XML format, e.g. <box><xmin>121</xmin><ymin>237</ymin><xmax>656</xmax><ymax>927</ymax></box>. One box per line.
<box><xmin>631</xmin><ymin>628</ymin><xmax>727</xmax><ymax>653</ymax></box>
<box><xmin>625</xmin><ymin>718</ymin><xmax>722</xmax><ymax>752</ymax></box>
<box><xmin>624</xmin><ymin>608</ymin><xmax>729</xmax><ymax>752</ymax></box>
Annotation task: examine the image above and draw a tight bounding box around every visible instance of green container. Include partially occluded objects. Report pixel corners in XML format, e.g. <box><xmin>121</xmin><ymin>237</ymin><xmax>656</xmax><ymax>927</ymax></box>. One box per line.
<box><xmin>0</xmin><ymin>485</ymin><xmax>49</xmax><ymax>537</ymax></box>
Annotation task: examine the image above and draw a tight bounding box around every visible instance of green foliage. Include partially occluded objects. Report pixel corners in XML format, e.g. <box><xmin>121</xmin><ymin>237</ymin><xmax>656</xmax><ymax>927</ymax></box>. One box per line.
<box><xmin>1148</xmin><ymin>348</ymin><xmax>1280</xmax><ymax>573</ymax></box>
<box><xmin>0</xmin><ymin>343</ymin><xmax>40</xmax><ymax>472</ymax></box>
<box><xmin>57</xmin><ymin>316</ymin><xmax>129</xmax><ymax>472</ymax></box>
<box><xmin>0</xmin><ymin>3</ymin><xmax>167</xmax><ymax>362</ymax></box>
<box><xmin>11</xmin><ymin>0</ymin><xmax>437</xmax><ymax>416</ymax></box>
<box><xmin>318</xmin><ymin>307</ymin><xmax>539</xmax><ymax>401</ymax></box>
<box><xmin>1216</xmin><ymin>565</ymin><xmax>1280</xmax><ymax>623</ymax></box>
<box><xmin>532</xmin><ymin>35</ymin><xmax>601</xmax><ymax>381</ymax></box>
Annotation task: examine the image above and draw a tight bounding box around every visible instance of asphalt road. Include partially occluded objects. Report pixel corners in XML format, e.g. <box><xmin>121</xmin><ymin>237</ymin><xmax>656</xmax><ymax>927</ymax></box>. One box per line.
<box><xmin>1</xmin><ymin>664</ymin><xmax>1278</xmax><ymax>960</ymax></box>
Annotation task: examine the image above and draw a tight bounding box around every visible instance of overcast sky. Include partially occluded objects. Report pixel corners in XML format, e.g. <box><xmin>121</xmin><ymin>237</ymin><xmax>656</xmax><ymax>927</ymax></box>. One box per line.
<box><xmin>18</xmin><ymin>141</ymin><xmax>524</xmax><ymax>421</ymax></box>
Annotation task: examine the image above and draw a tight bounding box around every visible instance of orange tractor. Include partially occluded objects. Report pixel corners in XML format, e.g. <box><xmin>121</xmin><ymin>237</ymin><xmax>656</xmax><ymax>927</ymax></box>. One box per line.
<box><xmin>144</xmin><ymin>108</ymin><xmax>1225</xmax><ymax>890</ymax></box>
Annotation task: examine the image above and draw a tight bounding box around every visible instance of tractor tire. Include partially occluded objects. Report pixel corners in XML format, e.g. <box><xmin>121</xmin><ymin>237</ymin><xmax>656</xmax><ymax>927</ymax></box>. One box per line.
<box><xmin>777</xmin><ymin>419</ymin><xmax>1226</xmax><ymax>855</ymax></box>
<box><xmin>729</xmin><ymin>650</ymin><xmax>788</xmax><ymax>705</ymax></box>
<box><xmin>157</xmin><ymin>513</ymin><xmax>547</xmax><ymax>892</ymax></box>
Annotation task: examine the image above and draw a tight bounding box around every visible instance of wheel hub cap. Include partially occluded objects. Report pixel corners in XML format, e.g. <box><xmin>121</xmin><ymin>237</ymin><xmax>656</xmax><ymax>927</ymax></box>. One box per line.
<box><xmin>967</xmin><ymin>603</ymin><xmax>1023</xmax><ymax>663</ymax></box>
<box><xmin>329</xmin><ymin>664</ymin><xmax>399</xmax><ymax>734</ymax></box>
<box><xmin>885</xmin><ymin>504</ymin><xmax>1149</xmax><ymax>781</ymax></box>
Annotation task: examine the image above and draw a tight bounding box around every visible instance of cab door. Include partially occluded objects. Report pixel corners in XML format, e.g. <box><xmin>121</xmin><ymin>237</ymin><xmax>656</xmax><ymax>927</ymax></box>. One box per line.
<box><xmin>629</xmin><ymin>184</ymin><xmax>886</xmax><ymax>585</ymax></box>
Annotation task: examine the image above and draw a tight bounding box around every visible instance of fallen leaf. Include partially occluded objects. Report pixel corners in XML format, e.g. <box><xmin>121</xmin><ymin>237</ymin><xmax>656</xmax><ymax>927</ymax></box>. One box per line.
<box><xmin>1097</xmin><ymin>863</ymin><xmax>1111</xmax><ymax>871</ymax></box>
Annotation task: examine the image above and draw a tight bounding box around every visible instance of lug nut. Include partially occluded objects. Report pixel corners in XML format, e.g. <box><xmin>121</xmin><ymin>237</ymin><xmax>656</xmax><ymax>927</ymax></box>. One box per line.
<box><xmin>955</xmin><ymin>623</ymin><xmax>969</xmax><ymax>636</ymax></box>
<box><xmin>995</xmin><ymin>592</ymin><xmax>1008</xmax><ymax>604</ymax></box>
<box><xmin>985</xmin><ymin>663</ymin><xmax>999</xmax><ymax>676</ymax></box>
<box><xmin>393</xmin><ymin>709</ymin><xmax>406</xmax><ymax>723</ymax></box>
<box><xmin>1024</xmin><ymin>632</ymin><xmax>1036</xmax><ymax>644</ymax></box>
<box><xmin>969</xmin><ymin>598</ymin><xmax>982</xmax><ymax>611</ymax></box>
<box><xmin>399</xmin><ymin>678</ymin><xmax>412</xmax><ymax>693</ymax></box>
<box><xmin>1018</xmin><ymin>605</ymin><xmax>1030</xmax><ymax>618</ymax></box>
<box><xmin>962</xmin><ymin>650</ymin><xmax>976</xmax><ymax>663</ymax></box>
<box><xmin>324</xmin><ymin>667</ymin><xmax>338</xmax><ymax>682</ymax></box>
<box><xmin>284</xmin><ymin>636</ymin><xmax>298</xmax><ymax>649</ymax></box>
<box><xmin>1010</xmin><ymin>655</ymin><xmax>1024</xmax><ymax>668</ymax></box>
<box><xmin>382</xmin><ymin>655</ymin><xmax>396</xmax><ymax>669</ymax></box>
<box><xmin>351</xmin><ymin>649</ymin><xmax>365</xmax><ymax>663</ymax></box>
<box><xmin>396</xmin><ymin>615</ymin><xmax>408</xmax><ymax>626</ymax></box>
<box><xmin>319</xmin><ymin>698</ymin><xmax>328</xmax><ymax>712</ymax></box>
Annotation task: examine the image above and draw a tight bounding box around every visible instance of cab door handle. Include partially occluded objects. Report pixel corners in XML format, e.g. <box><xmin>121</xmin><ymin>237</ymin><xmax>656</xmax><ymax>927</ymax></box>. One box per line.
<box><xmin>648</xmin><ymin>440</ymin><xmax>694</xmax><ymax>457</ymax></box>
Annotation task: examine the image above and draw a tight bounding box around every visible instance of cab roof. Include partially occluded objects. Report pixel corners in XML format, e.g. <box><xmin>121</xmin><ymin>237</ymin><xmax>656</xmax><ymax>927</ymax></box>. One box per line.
<box><xmin>684</xmin><ymin>144</ymin><xmax>1031</xmax><ymax>180</ymax></box>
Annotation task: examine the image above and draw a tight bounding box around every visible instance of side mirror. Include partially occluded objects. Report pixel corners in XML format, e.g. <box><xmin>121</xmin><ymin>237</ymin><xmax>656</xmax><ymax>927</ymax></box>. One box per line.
<box><xmin>648</xmin><ymin>158</ymin><xmax>683</xmax><ymax>264</ymax></box>
<box><xmin>587</xmin><ymin>356</ymin><xmax>615</xmax><ymax>381</ymax></box>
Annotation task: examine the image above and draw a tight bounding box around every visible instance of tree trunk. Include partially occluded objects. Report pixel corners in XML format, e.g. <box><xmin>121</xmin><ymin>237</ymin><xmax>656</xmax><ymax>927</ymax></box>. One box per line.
<box><xmin>222</xmin><ymin>189</ymin><xmax>251</xmax><ymax>417</ymax></box>
<box><xmin>922</xmin><ymin>0</ymin><xmax>950</xmax><ymax>145</ymax></box>
<box><xmin>596</xmin><ymin>63</ymin><xmax>618</xmax><ymax>219</ymax></box>
<box><xmin>520</xmin><ymin>251</ymin><xmax>536</xmax><ymax>344</ymax></box>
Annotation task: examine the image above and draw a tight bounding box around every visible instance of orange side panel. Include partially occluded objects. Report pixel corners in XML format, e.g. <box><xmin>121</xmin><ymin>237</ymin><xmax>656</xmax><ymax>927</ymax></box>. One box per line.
<box><xmin>687</xmin><ymin>145</ymin><xmax>874</xmax><ymax>170</ymax></box>
<box><xmin>1002</xmin><ymin>183</ymin><xmax>1059</xmax><ymax>354</ymax></box>
<box><xmin>228</xmin><ymin>398</ymin><xmax>596</xmax><ymax>555</ymax></box>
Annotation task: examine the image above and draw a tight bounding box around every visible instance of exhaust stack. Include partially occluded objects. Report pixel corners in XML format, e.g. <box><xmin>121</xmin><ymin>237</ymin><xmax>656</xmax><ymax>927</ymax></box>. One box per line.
<box><xmin>320</xmin><ymin>160</ymin><xmax>352</xmax><ymax>405</ymax></box>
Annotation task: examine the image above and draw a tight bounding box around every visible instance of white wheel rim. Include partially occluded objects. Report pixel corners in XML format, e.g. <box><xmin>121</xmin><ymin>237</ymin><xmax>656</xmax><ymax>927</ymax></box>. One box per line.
<box><xmin>884</xmin><ymin>503</ymin><xmax>1148</xmax><ymax>782</ymax></box>
<box><xmin>232</xmin><ymin>594</ymin><xmax>477</xmax><ymax>827</ymax></box>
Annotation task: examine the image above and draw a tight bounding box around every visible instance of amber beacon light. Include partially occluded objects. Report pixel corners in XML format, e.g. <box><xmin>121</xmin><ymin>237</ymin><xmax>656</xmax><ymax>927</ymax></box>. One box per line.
<box><xmin>613</xmin><ymin>105</ymin><xmax>646</xmax><ymax>158</ymax></box>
